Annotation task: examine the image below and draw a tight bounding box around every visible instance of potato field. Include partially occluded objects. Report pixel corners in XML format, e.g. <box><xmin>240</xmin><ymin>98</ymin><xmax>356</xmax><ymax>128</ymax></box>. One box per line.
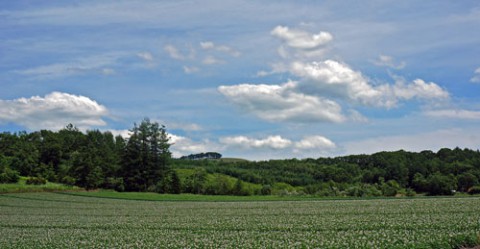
<box><xmin>1</xmin><ymin>193</ymin><xmax>479</xmax><ymax>248</ymax></box>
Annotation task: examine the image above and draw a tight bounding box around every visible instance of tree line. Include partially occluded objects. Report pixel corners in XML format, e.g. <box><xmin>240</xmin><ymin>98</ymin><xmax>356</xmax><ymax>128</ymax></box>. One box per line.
<box><xmin>1</xmin><ymin>119</ymin><xmax>480</xmax><ymax>196</ymax></box>
<box><xmin>0</xmin><ymin>119</ymin><xmax>177</xmax><ymax>192</ymax></box>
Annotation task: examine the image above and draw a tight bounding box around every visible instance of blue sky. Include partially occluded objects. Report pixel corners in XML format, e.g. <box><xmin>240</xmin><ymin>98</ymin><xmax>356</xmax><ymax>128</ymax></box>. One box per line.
<box><xmin>1</xmin><ymin>1</ymin><xmax>480</xmax><ymax>159</ymax></box>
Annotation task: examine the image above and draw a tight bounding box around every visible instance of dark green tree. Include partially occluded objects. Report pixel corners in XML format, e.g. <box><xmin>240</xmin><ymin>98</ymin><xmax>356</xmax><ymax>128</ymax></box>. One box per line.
<box><xmin>121</xmin><ymin>118</ymin><xmax>171</xmax><ymax>191</ymax></box>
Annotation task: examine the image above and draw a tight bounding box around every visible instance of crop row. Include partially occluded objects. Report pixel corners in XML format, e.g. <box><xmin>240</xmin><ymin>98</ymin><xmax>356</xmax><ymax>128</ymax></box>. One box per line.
<box><xmin>1</xmin><ymin>193</ymin><xmax>479</xmax><ymax>248</ymax></box>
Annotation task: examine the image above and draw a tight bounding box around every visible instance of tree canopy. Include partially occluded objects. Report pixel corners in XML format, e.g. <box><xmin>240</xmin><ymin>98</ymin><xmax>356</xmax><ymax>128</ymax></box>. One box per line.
<box><xmin>1</xmin><ymin>121</ymin><xmax>480</xmax><ymax>196</ymax></box>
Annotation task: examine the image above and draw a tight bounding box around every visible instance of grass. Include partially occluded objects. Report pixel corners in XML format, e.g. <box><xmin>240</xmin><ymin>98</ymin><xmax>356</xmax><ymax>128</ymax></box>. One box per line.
<box><xmin>0</xmin><ymin>192</ymin><xmax>479</xmax><ymax>248</ymax></box>
<box><xmin>0</xmin><ymin>177</ymin><xmax>81</xmax><ymax>194</ymax></box>
<box><xmin>61</xmin><ymin>190</ymin><xmax>319</xmax><ymax>202</ymax></box>
<box><xmin>62</xmin><ymin>189</ymin><xmax>479</xmax><ymax>202</ymax></box>
<box><xmin>218</xmin><ymin>157</ymin><xmax>249</xmax><ymax>162</ymax></box>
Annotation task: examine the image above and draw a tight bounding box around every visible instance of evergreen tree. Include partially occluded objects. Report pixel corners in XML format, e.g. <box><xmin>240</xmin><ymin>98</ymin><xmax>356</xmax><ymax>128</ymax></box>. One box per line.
<box><xmin>121</xmin><ymin>118</ymin><xmax>171</xmax><ymax>191</ymax></box>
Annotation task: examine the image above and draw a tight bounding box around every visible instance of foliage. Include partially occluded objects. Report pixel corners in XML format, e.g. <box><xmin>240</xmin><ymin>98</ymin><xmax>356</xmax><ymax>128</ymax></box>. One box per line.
<box><xmin>0</xmin><ymin>178</ymin><xmax>80</xmax><ymax>193</ymax></box>
<box><xmin>2</xmin><ymin>124</ymin><xmax>480</xmax><ymax>197</ymax></box>
<box><xmin>0</xmin><ymin>168</ymin><xmax>20</xmax><ymax>184</ymax></box>
<box><xmin>26</xmin><ymin>177</ymin><xmax>47</xmax><ymax>185</ymax></box>
<box><xmin>180</xmin><ymin>152</ymin><xmax>222</xmax><ymax>160</ymax></box>
<box><xmin>122</xmin><ymin>118</ymin><xmax>171</xmax><ymax>191</ymax></box>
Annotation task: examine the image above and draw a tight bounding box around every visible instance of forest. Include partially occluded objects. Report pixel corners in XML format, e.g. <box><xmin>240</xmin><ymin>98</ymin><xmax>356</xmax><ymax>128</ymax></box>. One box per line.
<box><xmin>1</xmin><ymin>118</ymin><xmax>480</xmax><ymax>197</ymax></box>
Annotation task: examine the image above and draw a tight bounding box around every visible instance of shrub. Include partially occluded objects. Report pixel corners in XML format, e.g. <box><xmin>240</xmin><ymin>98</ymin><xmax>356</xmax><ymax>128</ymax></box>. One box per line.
<box><xmin>405</xmin><ymin>188</ymin><xmax>416</xmax><ymax>197</ymax></box>
<box><xmin>61</xmin><ymin>176</ymin><xmax>77</xmax><ymax>186</ymax></box>
<box><xmin>260</xmin><ymin>185</ymin><xmax>272</xmax><ymax>195</ymax></box>
<box><xmin>26</xmin><ymin>177</ymin><xmax>47</xmax><ymax>185</ymax></box>
<box><xmin>0</xmin><ymin>168</ymin><xmax>20</xmax><ymax>183</ymax></box>
<box><xmin>104</xmin><ymin>177</ymin><xmax>125</xmax><ymax>192</ymax></box>
<box><xmin>426</xmin><ymin>173</ymin><xmax>455</xmax><ymax>196</ymax></box>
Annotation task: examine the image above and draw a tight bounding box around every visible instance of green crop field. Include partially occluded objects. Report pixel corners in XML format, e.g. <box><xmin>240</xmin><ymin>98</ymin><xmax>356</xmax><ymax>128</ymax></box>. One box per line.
<box><xmin>1</xmin><ymin>193</ymin><xmax>479</xmax><ymax>248</ymax></box>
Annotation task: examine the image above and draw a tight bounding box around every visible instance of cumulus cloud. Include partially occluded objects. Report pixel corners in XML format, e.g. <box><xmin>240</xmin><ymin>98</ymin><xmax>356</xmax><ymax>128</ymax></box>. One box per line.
<box><xmin>218</xmin><ymin>82</ymin><xmax>346</xmax><ymax>123</ymax></box>
<box><xmin>291</xmin><ymin>61</ymin><xmax>448</xmax><ymax>108</ymax></box>
<box><xmin>219</xmin><ymin>134</ymin><xmax>337</xmax><ymax>155</ymax></box>
<box><xmin>291</xmin><ymin>60</ymin><xmax>384</xmax><ymax>106</ymax></box>
<box><xmin>169</xmin><ymin>134</ymin><xmax>215</xmax><ymax>158</ymax></box>
<box><xmin>220</xmin><ymin>135</ymin><xmax>292</xmax><ymax>150</ymax></box>
<box><xmin>392</xmin><ymin>78</ymin><xmax>449</xmax><ymax>100</ymax></box>
<box><xmin>471</xmin><ymin>67</ymin><xmax>480</xmax><ymax>83</ymax></box>
<box><xmin>220</xmin><ymin>25</ymin><xmax>451</xmax><ymax>125</ymax></box>
<box><xmin>294</xmin><ymin>136</ymin><xmax>336</xmax><ymax>150</ymax></box>
<box><xmin>0</xmin><ymin>92</ymin><xmax>108</xmax><ymax>130</ymax></box>
<box><xmin>271</xmin><ymin>25</ymin><xmax>332</xmax><ymax>58</ymax></box>
<box><xmin>373</xmin><ymin>55</ymin><xmax>406</xmax><ymax>69</ymax></box>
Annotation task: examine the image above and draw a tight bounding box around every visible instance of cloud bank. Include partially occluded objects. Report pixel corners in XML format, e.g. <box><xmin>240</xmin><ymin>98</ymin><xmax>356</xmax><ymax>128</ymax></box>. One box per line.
<box><xmin>219</xmin><ymin>25</ymin><xmax>450</xmax><ymax>124</ymax></box>
<box><xmin>0</xmin><ymin>92</ymin><xmax>108</xmax><ymax>130</ymax></box>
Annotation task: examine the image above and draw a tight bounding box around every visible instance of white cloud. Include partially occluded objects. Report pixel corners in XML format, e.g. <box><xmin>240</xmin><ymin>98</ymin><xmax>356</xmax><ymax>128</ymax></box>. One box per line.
<box><xmin>218</xmin><ymin>82</ymin><xmax>346</xmax><ymax>123</ymax></box>
<box><xmin>348</xmin><ymin>109</ymin><xmax>369</xmax><ymax>123</ymax></box>
<box><xmin>200</xmin><ymin>41</ymin><xmax>241</xmax><ymax>57</ymax></box>
<box><xmin>221</xmin><ymin>25</ymin><xmax>451</xmax><ymax>125</ymax></box>
<box><xmin>471</xmin><ymin>67</ymin><xmax>480</xmax><ymax>83</ymax></box>
<box><xmin>424</xmin><ymin>109</ymin><xmax>480</xmax><ymax>120</ymax></box>
<box><xmin>200</xmin><ymin>41</ymin><xmax>215</xmax><ymax>50</ymax></box>
<box><xmin>163</xmin><ymin>121</ymin><xmax>203</xmax><ymax>131</ymax></box>
<box><xmin>136</xmin><ymin>52</ymin><xmax>154</xmax><ymax>61</ymax></box>
<box><xmin>271</xmin><ymin>25</ymin><xmax>332</xmax><ymax>58</ymax></box>
<box><xmin>291</xmin><ymin>60</ymin><xmax>384</xmax><ymax>106</ymax></box>
<box><xmin>202</xmin><ymin>55</ymin><xmax>224</xmax><ymax>65</ymax></box>
<box><xmin>107</xmin><ymin>129</ymin><xmax>131</xmax><ymax>138</ymax></box>
<box><xmin>292</xmin><ymin>61</ymin><xmax>448</xmax><ymax>108</ymax></box>
<box><xmin>16</xmin><ymin>53</ymin><xmax>125</xmax><ymax>79</ymax></box>
<box><xmin>392</xmin><ymin>78</ymin><xmax>449</xmax><ymax>101</ymax></box>
<box><xmin>164</xmin><ymin>44</ymin><xmax>185</xmax><ymax>60</ymax></box>
<box><xmin>220</xmin><ymin>135</ymin><xmax>292</xmax><ymax>150</ymax></box>
<box><xmin>0</xmin><ymin>92</ymin><xmax>108</xmax><ymax>130</ymax></box>
<box><xmin>373</xmin><ymin>55</ymin><xmax>406</xmax><ymax>69</ymax></box>
<box><xmin>219</xmin><ymin>134</ymin><xmax>337</xmax><ymax>157</ymax></box>
<box><xmin>294</xmin><ymin>136</ymin><xmax>336</xmax><ymax>150</ymax></box>
<box><xmin>169</xmin><ymin>134</ymin><xmax>214</xmax><ymax>158</ymax></box>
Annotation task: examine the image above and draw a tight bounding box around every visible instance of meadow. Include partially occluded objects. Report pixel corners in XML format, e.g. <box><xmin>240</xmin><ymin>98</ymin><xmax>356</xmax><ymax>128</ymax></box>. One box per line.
<box><xmin>1</xmin><ymin>192</ymin><xmax>479</xmax><ymax>248</ymax></box>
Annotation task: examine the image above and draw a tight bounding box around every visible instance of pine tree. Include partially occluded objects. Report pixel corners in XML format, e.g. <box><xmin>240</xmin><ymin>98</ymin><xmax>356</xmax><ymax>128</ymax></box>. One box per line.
<box><xmin>121</xmin><ymin>118</ymin><xmax>171</xmax><ymax>191</ymax></box>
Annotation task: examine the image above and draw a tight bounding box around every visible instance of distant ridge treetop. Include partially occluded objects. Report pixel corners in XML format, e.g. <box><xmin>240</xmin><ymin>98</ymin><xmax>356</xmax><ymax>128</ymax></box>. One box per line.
<box><xmin>180</xmin><ymin>152</ymin><xmax>222</xmax><ymax>160</ymax></box>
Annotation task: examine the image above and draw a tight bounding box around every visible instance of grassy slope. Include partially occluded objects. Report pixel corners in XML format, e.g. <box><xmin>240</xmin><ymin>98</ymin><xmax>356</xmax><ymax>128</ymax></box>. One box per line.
<box><xmin>0</xmin><ymin>177</ymin><xmax>81</xmax><ymax>194</ymax></box>
<box><xmin>175</xmin><ymin>168</ymin><xmax>262</xmax><ymax>192</ymax></box>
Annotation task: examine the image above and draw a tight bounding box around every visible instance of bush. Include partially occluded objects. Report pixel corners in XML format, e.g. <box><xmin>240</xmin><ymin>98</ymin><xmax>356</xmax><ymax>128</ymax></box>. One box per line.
<box><xmin>26</xmin><ymin>177</ymin><xmax>47</xmax><ymax>185</ymax></box>
<box><xmin>260</xmin><ymin>185</ymin><xmax>272</xmax><ymax>195</ymax></box>
<box><xmin>104</xmin><ymin>177</ymin><xmax>125</xmax><ymax>192</ymax></box>
<box><xmin>405</xmin><ymin>188</ymin><xmax>416</xmax><ymax>197</ymax></box>
<box><xmin>426</xmin><ymin>173</ymin><xmax>455</xmax><ymax>196</ymax></box>
<box><xmin>381</xmin><ymin>180</ymin><xmax>400</xmax><ymax>197</ymax></box>
<box><xmin>61</xmin><ymin>176</ymin><xmax>77</xmax><ymax>186</ymax></box>
<box><xmin>0</xmin><ymin>168</ymin><xmax>20</xmax><ymax>183</ymax></box>
<box><xmin>468</xmin><ymin>186</ymin><xmax>480</xmax><ymax>195</ymax></box>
